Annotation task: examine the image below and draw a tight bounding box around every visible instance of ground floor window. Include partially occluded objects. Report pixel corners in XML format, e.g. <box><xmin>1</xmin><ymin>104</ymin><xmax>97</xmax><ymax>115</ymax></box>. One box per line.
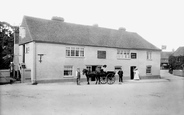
<box><xmin>114</xmin><ymin>66</ymin><xmax>122</xmax><ymax>74</ymax></box>
<box><xmin>146</xmin><ymin>66</ymin><xmax>152</xmax><ymax>74</ymax></box>
<box><xmin>64</xmin><ymin>66</ymin><xmax>73</xmax><ymax>77</ymax></box>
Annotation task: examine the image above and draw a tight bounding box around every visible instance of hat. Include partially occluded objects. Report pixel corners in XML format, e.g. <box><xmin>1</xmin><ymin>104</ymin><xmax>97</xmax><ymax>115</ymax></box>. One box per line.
<box><xmin>103</xmin><ymin>65</ymin><xmax>107</xmax><ymax>67</ymax></box>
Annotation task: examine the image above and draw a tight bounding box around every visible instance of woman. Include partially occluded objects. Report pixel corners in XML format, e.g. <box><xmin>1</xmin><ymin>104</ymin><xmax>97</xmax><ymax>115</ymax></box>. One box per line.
<box><xmin>134</xmin><ymin>68</ymin><xmax>140</xmax><ymax>80</ymax></box>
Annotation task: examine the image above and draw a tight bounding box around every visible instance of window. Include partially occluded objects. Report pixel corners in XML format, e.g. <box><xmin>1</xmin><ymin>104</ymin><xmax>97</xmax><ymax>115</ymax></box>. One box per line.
<box><xmin>76</xmin><ymin>48</ymin><xmax>79</xmax><ymax>56</ymax></box>
<box><xmin>114</xmin><ymin>66</ymin><xmax>122</xmax><ymax>74</ymax></box>
<box><xmin>117</xmin><ymin>49</ymin><xmax>130</xmax><ymax>59</ymax></box>
<box><xmin>131</xmin><ymin>53</ymin><xmax>137</xmax><ymax>59</ymax></box>
<box><xmin>71</xmin><ymin>47</ymin><xmax>75</xmax><ymax>56</ymax></box>
<box><xmin>19</xmin><ymin>27</ymin><xmax>26</xmax><ymax>39</ymax></box>
<box><xmin>66</xmin><ymin>47</ymin><xmax>84</xmax><ymax>57</ymax></box>
<box><xmin>64</xmin><ymin>66</ymin><xmax>73</xmax><ymax>77</ymax></box>
<box><xmin>146</xmin><ymin>66</ymin><xmax>152</xmax><ymax>74</ymax></box>
<box><xmin>25</xmin><ymin>44</ymin><xmax>30</xmax><ymax>54</ymax></box>
<box><xmin>66</xmin><ymin>47</ymin><xmax>70</xmax><ymax>56</ymax></box>
<box><xmin>80</xmin><ymin>48</ymin><xmax>84</xmax><ymax>57</ymax></box>
<box><xmin>97</xmin><ymin>51</ymin><xmax>106</xmax><ymax>59</ymax></box>
<box><xmin>147</xmin><ymin>52</ymin><xmax>152</xmax><ymax>60</ymax></box>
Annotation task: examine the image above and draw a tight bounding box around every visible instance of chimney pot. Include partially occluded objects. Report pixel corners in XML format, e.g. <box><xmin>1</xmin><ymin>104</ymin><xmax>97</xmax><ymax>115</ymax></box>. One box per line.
<box><xmin>93</xmin><ymin>24</ymin><xmax>98</xmax><ymax>27</ymax></box>
<box><xmin>52</xmin><ymin>16</ymin><xmax>64</xmax><ymax>22</ymax></box>
<box><xmin>119</xmin><ymin>27</ymin><xmax>126</xmax><ymax>31</ymax></box>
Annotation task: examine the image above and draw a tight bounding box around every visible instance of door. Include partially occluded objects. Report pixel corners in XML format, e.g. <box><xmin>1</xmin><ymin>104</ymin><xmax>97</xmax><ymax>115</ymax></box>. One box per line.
<box><xmin>86</xmin><ymin>65</ymin><xmax>100</xmax><ymax>81</ymax></box>
<box><xmin>130</xmin><ymin>66</ymin><xmax>136</xmax><ymax>80</ymax></box>
<box><xmin>23</xmin><ymin>45</ymin><xmax>25</xmax><ymax>63</ymax></box>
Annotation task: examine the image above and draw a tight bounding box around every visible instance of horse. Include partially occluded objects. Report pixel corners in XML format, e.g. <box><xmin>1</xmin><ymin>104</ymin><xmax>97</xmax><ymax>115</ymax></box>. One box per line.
<box><xmin>82</xmin><ymin>69</ymin><xmax>90</xmax><ymax>85</ymax></box>
<box><xmin>82</xmin><ymin>68</ymin><xmax>101</xmax><ymax>85</ymax></box>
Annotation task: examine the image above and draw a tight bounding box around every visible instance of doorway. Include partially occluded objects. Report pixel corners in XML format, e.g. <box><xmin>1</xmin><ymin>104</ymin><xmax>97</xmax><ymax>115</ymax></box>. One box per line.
<box><xmin>86</xmin><ymin>65</ymin><xmax>101</xmax><ymax>81</ymax></box>
<box><xmin>130</xmin><ymin>66</ymin><xmax>136</xmax><ymax>80</ymax></box>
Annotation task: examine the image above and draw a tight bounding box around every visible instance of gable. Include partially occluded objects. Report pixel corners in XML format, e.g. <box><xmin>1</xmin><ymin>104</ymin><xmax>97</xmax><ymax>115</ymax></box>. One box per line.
<box><xmin>173</xmin><ymin>47</ymin><xmax>184</xmax><ymax>56</ymax></box>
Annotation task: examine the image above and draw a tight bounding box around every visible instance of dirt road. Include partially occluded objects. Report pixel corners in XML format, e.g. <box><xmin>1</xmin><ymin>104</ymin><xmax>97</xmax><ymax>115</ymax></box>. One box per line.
<box><xmin>0</xmin><ymin>70</ymin><xmax>184</xmax><ymax>115</ymax></box>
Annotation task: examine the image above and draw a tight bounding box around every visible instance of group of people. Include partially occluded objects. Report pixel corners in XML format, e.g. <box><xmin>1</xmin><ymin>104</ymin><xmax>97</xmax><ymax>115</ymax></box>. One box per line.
<box><xmin>117</xmin><ymin>68</ymin><xmax>140</xmax><ymax>83</ymax></box>
<box><xmin>76</xmin><ymin>65</ymin><xmax>140</xmax><ymax>85</ymax></box>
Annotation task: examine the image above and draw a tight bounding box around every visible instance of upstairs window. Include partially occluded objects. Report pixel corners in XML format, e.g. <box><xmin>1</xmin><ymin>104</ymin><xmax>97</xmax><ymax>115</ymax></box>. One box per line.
<box><xmin>97</xmin><ymin>51</ymin><xmax>106</xmax><ymax>59</ymax></box>
<box><xmin>25</xmin><ymin>44</ymin><xmax>30</xmax><ymax>54</ymax></box>
<box><xmin>131</xmin><ymin>53</ymin><xmax>137</xmax><ymax>59</ymax></box>
<box><xmin>19</xmin><ymin>27</ymin><xmax>26</xmax><ymax>39</ymax></box>
<box><xmin>66</xmin><ymin>47</ymin><xmax>84</xmax><ymax>57</ymax></box>
<box><xmin>147</xmin><ymin>51</ymin><xmax>152</xmax><ymax>60</ymax></box>
<box><xmin>117</xmin><ymin>49</ymin><xmax>130</xmax><ymax>59</ymax></box>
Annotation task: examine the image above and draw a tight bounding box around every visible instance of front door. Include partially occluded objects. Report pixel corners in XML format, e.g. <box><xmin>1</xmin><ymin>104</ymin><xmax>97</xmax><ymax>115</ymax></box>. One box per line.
<box><xmin>130</xmin><ymin>66</ymin><xmax>136</xmax><ymax>80</ymax></box>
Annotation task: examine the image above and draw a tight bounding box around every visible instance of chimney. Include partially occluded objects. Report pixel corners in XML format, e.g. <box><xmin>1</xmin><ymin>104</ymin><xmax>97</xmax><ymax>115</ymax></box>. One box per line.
<box><xmin>119</xmin><ymin>27</ymin><xmax>126</xmax><ymax>31</ymax></box>
<box><xmin>51</xmin><ymin>16</ymin><xmax>64</xmax><ymax>22</ymax></box>
<box><xmin>93</xmin><ymin>24</ymin><xmax>98</xmax><ymax>27</ymax></box>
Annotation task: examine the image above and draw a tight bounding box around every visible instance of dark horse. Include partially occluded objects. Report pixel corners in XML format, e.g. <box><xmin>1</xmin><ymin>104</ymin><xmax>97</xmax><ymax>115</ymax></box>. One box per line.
<box><xmin>82</xmin><ymin>69</ymin><xmax>101</xmax><ymax>85</ymax></box>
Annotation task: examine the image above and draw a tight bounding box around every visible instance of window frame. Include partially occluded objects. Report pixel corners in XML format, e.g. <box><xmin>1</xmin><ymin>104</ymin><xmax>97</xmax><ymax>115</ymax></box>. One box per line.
<box><xmin>63</xmin><ymin>65</ymin><xmax>73</xmax><ymax>77</ymax></box>
<box><xmin>131</xmin><ymin>53</ymin><xmax>137</xmax><ymax>59</ymax></box>
<box><xmin>147</xmin><ymin>51</ymin><xmax>152</xmax><ymax>60</ymax></box>
<box><xmin>66</xmin><ymin>47</ymin><xmax>84</xmax><ymax>57</ymax></box>
<box><xmin>97</xmin><ymin>50</ymin><xmax>106</xmax><ymax>59</ymax></box>
<box><xmin>117</xmin><ymin>49</ymin><xmax>130</xmax><ymax>59</ymax></box>
<box><xmin>114</xmin><ymin>66</ymin><xmax>122</xmax><ymax>75</ymax></box>
<box><xmin>25</xmin><ymin>44</ymin><xmax>30</xmax><ymax>54</ymax></box>
<box><xmin>146</xmin><ymin>66</ymin><xmax>152</xmax><ymax>74</ymax></box>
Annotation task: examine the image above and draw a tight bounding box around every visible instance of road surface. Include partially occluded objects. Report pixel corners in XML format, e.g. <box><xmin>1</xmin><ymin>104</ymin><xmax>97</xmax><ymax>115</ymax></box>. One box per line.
<box><xmin>0</xmin><ymin>70</ymin><xmax>184</xmax><ymax>115</ymax></box>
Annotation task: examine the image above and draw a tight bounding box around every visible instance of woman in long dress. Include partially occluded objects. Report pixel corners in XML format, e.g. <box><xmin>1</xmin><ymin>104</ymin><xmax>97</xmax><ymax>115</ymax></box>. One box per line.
<box><xmin>134</xmin><ymin>68</ymin><xmax>140</xmax><ymax>80</ymax></box>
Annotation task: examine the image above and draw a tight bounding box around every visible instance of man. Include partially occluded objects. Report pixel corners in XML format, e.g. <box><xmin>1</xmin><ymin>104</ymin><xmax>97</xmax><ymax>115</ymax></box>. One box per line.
<box><xmin>95</xmin><ymin>66</ymin><xmax>101</xmax><ymax>84</ymax></box>
<box><xmin>76</xmin><ymin>68</ymin><xmax>81</xmax><ymax>85</ymax></box>
<box><xmin>118</xmin><ymin>68</ymin><xmax>123</xmax><ymax>83</ymax></box>
<box><xmin>9</xmin><ymin>62</ymin><xmax>14</xmax><ymax>78</ymax></box>
<box><xmin>102</xmin><ymin>65</ymin><xmax>107</xmax><ymax>73</ymax></box>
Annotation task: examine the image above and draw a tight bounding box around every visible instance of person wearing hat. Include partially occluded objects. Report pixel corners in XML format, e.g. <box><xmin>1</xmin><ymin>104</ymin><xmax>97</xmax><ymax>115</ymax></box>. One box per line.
<box><xmin>102</xmin><ymin>65</ymin><xmax>107</xmax><ymax>73</ymax></box>
<box><xmin>118</xmin><ymin>68</ymin><xmax>124</xmax><ymax>83</ymax></box>
<box><xmin>134</xmin><ymin>68</ymin><xmax>140</xmax><ymax>80</ymax></box>
<box><xmin>76</xmin><ymin>68</ymin><xmax>81</xmax><ymax>85</ymax></box>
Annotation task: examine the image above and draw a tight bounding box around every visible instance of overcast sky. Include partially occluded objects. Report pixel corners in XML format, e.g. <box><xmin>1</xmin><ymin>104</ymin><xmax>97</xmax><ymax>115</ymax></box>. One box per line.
<box><xmin>1</xmin><ymin>0</ymin><xmax>183</xmax><ymax>51</ymax></box>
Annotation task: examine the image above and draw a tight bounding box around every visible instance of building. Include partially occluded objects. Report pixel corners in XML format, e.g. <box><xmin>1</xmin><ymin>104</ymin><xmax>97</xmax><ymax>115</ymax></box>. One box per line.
<box><xmin>18</xmin><ymin>16</ymin><xmax>161</xmax><ymax>83</ymax></box>
<box><xmin>171</xmin><ymin>46</ymin><xmax>184</xmax><ymax>76</ymax></box>
<box><xmin>172</xmin><ymin>47</ymin><xmax>184</xmax><ymax>57</ymax></box>
<box><xmin>160</xmin><ymin>51</ymin><xmax>173</xmax><ymax>69</ymax></box>
<box><xmin>171</xmin><ymin>46</ymin><xmax>184</xmax><ymax>69</ymax></box>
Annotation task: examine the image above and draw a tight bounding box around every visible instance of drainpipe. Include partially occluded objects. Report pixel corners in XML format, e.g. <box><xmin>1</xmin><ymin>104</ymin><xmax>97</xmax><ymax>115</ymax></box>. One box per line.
<box><xmin>32</xmin><ymin>41</ymin><xmax>37</xmax><ymax>85</ymax></box>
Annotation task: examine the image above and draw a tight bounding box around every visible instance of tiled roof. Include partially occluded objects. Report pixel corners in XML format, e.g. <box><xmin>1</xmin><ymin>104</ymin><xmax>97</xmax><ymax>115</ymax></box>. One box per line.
<box><xmin>173</xmin><ymin>47</ymin><xmax>184</xmax><ymax>56</ymax></box>
<box><xmin>20</xmin><ymin>16</ymin><xmax>161</xmax><ymax>51</ymax></box>
<box><xmin>161</xmin><ymin>52</ymin><xmax>173</xmax><ymax>58</ymax></box>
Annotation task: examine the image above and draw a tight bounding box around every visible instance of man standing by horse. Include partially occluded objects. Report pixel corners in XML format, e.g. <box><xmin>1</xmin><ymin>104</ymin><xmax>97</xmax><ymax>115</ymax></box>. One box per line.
<box><xmin>83</xmin><ymin>67</ymin><xmax>90</xmax><ymax>85</ymax></box>
<box><xmin>76</xmin><ymin>68</ymin><xmax>81</xmax><ymax>85</ymax></box>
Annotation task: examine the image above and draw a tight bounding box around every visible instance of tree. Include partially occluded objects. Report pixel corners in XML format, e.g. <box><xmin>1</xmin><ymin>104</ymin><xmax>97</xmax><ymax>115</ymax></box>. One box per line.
<box><xmin>169</xmin><ymin>55</ymin><xmax>184</xmax><ymax>70</ymax></box>
<box><xmin>0</xmin><ymin>21</ymin><xmax>14</xmax><ymax>69</ymax></box>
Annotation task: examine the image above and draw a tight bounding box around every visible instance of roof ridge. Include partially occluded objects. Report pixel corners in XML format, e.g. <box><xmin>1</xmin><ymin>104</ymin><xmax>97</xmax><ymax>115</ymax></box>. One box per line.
<box><xmin>23</xmin><ymin>15</ymin><xmax>135</xmax><ymax>34</ymax></box>
<box><xmin>20</xmin><ymin>16</ymin><xmax>161</xmax><ymax>51</ymax></box>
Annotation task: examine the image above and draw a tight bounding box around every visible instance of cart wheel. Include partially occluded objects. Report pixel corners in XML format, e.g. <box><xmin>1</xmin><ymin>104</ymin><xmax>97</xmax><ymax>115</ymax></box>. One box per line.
<box><xmin>100</xmin><ymin>77</ymin><xmax>107</xmax><ymax>84</ymax></box>
<box><xmin>107</xmin><ymin>73</ymin><xmax>115</xmax><ymax>85</ymax></box>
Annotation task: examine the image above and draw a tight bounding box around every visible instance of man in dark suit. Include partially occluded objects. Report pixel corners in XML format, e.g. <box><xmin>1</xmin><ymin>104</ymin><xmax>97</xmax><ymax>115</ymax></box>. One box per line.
<box><xmin>118</xmin><ymin>68</ymin><xmax>123</xmax><ymax>83</ymax></box>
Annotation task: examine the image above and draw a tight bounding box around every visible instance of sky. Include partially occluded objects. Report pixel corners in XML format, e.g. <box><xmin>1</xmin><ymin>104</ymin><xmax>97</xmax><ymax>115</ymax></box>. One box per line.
<box><xmin>1</xmin><ymin>0</ymin><xmax>183</xmax><ymax>51</ymax></box>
